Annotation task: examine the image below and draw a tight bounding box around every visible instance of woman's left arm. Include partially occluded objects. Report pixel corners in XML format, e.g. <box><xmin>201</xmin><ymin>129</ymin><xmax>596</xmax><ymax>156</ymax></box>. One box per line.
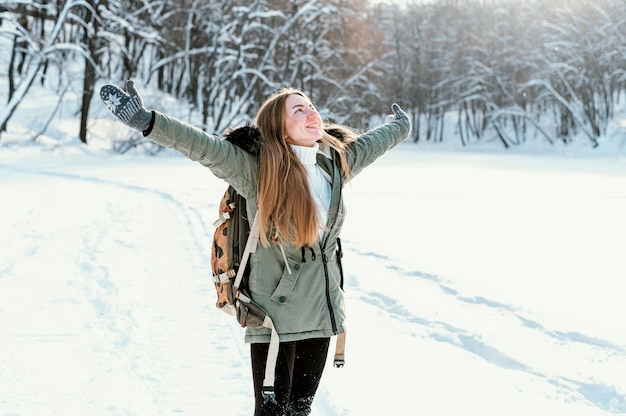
<box><xmin>345</xmin><ymin>104</ymin><xmax>411</xmax><ymax>178</ymax></box>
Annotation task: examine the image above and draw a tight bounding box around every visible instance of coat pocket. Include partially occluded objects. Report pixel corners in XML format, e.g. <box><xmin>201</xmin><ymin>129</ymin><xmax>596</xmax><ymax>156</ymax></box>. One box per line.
<box><xmin>270</xmin><ymin>261</ymin><xmax>303</xmax><ymax>304</ymax></box>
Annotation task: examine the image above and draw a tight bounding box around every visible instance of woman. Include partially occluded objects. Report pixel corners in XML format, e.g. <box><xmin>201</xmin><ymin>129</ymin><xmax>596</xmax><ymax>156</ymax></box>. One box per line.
<box><xmin>100</xmin><ymin>80</ymin><xmax>411</xmax><ymax>415</ymax></box>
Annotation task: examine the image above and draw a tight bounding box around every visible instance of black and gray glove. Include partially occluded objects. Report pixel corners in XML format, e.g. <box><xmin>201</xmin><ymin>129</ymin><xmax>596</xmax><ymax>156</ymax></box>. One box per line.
<box><xmin>388</xmin><ymin>103</ymin><xmax>409</xmax><ymax>123</ymax></box>
<box><xmin>391</xmin><ymin>103</ymin><xmax>409</xmax><ymax>120</ymax></box>
<box><xmin>100</xmin><ymin>80</ymin><xmax>152</xmax><ymax>132</ymax></box>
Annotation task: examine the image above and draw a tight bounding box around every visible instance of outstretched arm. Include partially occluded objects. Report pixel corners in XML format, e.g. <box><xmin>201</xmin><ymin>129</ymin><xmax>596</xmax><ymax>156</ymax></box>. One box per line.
<box><xmin>100</xmin><ymin>81</ymin><xmax>259</xmax><ymax>198</ymax></box>
<box><xmin>345</xmin><ymin>103</ymin><xmax>412</xmax><ymax>178</ymax></box>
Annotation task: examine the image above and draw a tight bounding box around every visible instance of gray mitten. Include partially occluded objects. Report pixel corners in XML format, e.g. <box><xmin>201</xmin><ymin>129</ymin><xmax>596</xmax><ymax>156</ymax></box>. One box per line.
<box><xmin>100</xmin><ymin>80</ymin><xmax>152</xmax><ymax>132</ymax></box>
<box><xmin>390</xmin><ymin>103</ymin><xmax>409</xmax><ymax>122</ymax></box>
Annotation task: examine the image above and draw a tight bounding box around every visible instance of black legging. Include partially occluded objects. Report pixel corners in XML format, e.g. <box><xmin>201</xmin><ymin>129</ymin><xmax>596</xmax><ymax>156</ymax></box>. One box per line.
<box><xmin>251</xmin><ymin>337</ymin><xmax>330</xmax><ymax>416</ymax></box>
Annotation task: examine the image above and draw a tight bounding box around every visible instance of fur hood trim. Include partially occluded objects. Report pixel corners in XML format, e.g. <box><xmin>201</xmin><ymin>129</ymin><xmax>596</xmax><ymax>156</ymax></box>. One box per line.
<box><xmin>224</xmin><ymin>125</ymin><xmax>347</xmax><ymax>156</ymax></box>
<box><xmin>223</xmin><ymin>125</ymin><xmax>262</xmax><ymax>156</ymax></box>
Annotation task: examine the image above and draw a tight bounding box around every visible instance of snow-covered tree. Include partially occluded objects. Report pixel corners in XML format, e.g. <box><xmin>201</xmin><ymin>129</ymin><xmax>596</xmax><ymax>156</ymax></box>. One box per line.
<box><xmin>3</xmin><ymin>0</ymin><xmax>626</xmax><ymax>148</ymax></box>
<box><xmin>369</xmin><ymin>0</ymin><xmax>626</xmax><ymax>147</ymax></box>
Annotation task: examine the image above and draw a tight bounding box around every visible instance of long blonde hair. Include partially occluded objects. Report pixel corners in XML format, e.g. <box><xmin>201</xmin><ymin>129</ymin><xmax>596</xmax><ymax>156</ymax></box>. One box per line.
<box><xmin>255</xmin><ymin>87</ymin><xmax>356</xmax><ymax>248</ymax></box>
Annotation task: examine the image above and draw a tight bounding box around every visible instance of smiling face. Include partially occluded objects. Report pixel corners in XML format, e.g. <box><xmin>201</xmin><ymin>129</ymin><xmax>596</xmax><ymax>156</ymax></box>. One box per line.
<box><xmin>283</xmin><ymin>93</ymin><xmax>323</xmax><ymax>147</ymax></box>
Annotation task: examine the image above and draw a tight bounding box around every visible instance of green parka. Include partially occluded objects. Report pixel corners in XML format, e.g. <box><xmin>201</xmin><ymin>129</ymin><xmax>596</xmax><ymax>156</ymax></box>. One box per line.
<box><xmin>147</xmin><ymin>111</ymin><xmax>411</xmax><ymax>343</ymax></box>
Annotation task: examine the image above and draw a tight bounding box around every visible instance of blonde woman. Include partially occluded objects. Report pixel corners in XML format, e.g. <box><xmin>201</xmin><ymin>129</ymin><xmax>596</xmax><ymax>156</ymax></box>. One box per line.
<box><xmin>101</xmin><ymin>81</ymin><xmax>411</xmax><ymax>416</ymax></box>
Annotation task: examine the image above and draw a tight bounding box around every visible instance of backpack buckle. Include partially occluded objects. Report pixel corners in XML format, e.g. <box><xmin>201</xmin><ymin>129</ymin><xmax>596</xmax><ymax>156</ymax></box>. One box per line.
<box><xmin>262</xmin><ymin>386</ymin><xmax>277</xmax><ymax>404</ymax></box>
<box><xmin>334</xmin><ymin>354</ymin><xmax>345</xmax><ymax>368</ymax></box>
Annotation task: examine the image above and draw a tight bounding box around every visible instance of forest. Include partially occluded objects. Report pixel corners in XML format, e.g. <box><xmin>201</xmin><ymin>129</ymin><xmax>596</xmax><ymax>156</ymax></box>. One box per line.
<box><xmin>1</xmin><ymin>0</ymin><xmax>625</xmax><ymax>149</ymax></box>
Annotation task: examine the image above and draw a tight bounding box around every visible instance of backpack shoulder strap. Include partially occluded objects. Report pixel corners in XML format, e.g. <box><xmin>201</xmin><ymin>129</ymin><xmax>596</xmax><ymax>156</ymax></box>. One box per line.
<box><xmin>231</xmin><ymin>209</ymin><xmax>280</xmax><ymax>404</ymax></box>
<box><xmin>233</xmin><ymin>210</ymin><xmax>260</xmax><ymax>290</ymax></box>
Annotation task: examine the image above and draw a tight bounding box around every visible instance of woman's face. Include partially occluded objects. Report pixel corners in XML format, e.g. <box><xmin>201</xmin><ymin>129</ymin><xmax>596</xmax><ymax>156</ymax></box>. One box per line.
<box><xmin>283</xmin><ymin>94</ymin><xmax>323</xmax><ymax>147</ymax></box>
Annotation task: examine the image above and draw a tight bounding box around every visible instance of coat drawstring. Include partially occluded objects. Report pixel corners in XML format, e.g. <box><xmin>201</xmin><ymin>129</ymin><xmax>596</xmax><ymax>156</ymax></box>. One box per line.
<box><xmin>300</xmin><ymin>247</ymin><xmax>318</xmax><ymax>263</ymax></box>
<box><xmin>280</xmin><ymin>245</ymin><xmax>292</xmax><ymax>275</ymax></box>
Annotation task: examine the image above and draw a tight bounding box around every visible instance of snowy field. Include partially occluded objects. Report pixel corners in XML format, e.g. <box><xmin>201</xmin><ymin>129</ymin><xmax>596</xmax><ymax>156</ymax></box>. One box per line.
<box><xmin>1</xmin><ymin>42</ymin><xmax>626</xmax><ymax>413</ymax></box>
<box><xmin>1</xmin><ymin>133</ymin><xmax>626</xmax><ymax>415</ymax></box>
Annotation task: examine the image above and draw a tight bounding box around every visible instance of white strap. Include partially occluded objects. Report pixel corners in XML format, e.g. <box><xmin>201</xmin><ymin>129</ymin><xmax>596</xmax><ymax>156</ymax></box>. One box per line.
<box><xmin>262</xmin><ymin>316</ymin><xmax>280</xmax><ymax>400</ymax></box>
<box><xmin>233</xmin><ymin>210</ymin><xmax>261</xmax><ymax>289</ymax></box>
<box><xmin>212</xmin><ymin>211</ymin><xmax>231</xmax><ymax>228</ymax></box>
<box><xmin>212</xmin><ymin>270</ymin><xmax>235</xmax><ymax>284</ymax></box>
<box><xmin>231</xmin><ymin>210</ymin><xmax>281</xmax><ymax>401</ymax></box>
<box><xmin>334</xmin><ymin>332</ymin><xmax>346</xmax><ymax>367</ymax></box>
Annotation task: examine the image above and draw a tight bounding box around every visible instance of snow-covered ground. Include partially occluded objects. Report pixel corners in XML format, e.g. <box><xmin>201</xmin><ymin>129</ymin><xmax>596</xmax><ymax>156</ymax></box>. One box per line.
<box><xmin>1</xmin><ymin>135</ymin><xmax>626</xmax><ymax>415</ymax></box>
<box><xmin>1</xmin><ymin>34</ymin><xmax>626</xmax><ymax>413</ymax></box>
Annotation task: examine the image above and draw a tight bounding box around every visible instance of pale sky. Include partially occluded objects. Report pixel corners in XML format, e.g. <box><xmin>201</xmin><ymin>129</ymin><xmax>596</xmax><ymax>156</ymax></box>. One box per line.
<box><xmin>370</xmin><ymin>0</ymin><xmax>427</xmax><ymax>6</ymax></box>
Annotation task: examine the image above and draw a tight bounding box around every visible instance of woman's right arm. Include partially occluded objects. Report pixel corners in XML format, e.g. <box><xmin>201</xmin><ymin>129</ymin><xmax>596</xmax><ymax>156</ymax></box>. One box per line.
<box><xmin>148</xmin><ymin>111</ymin><xmax>258</xmax><ymax>197</ymax></box>
<box><xmin>100</xmin><ymin>81</ymin><xmax>258</xmax><ymax>197</ymax></box>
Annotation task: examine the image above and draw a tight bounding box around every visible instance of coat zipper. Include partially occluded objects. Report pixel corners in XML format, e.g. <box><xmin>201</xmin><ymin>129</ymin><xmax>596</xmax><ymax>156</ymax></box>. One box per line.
<box><xmin>320</xmin><ymin>241</ymin><xmax>338</xmax><ymax>335</ymax></box>
<box><xmin>318</xmin><ymin>148</ymin><xmax>340</xmax><ymax>335</ymax></box>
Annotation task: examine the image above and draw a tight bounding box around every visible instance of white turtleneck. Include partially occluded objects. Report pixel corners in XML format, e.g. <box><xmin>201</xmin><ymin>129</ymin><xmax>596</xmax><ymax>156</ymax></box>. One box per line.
<box><xmin>290</xmin><ymin>143</ymin><xmax>332</xmax><ymax>241</ymax></box>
